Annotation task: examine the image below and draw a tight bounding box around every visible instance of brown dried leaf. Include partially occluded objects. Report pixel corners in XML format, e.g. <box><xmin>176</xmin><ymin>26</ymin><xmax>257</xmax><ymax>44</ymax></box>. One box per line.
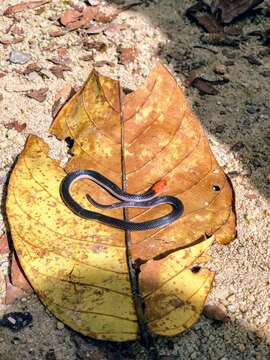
<box><xmin>57</xmin><ymin>47</ymin><xmax>67</xmax><ymax>58</ymax></box>
<box><xmin>26</xmin><ymin>87</ymin><xmax>48</xmax><ymax>102</ymax></box>
<box><xmin>49</xmin><ymin>30</ymin><xmax>66</xmax><ymax>37</ymax></box>
<box><xmin>0</xmin><ymin>233</ymin><xmax>9</xmax><ymax>255</ymax></box>
<box><xmin>50</xmin><ymin>65</ymin><xmax>71</xmax><ymax>79</ymax></box>
<box><xmin>119</xmin><ymin>47</ymin><xmax>138</xmax><ymax>64</ymax></box>
<box><xmin>192</xmin><ymin>78</ymin><xmax>219</xmax><ymax>95</ymax></box>
<box><xmin>79</xmin><ymin>54</ymin><xmax>94</xmax><ymax>61</ymax></box>
<box><xmin>60</xmin><ymin>9</ymin><xmax>81</xmax><ymax>27</ymax></box>
<box><xmin>5</xmin><ymin>121</ymin><xmax>27</xmax><ymax>132</ymax></box>
<box><xmin>184</xmin><ymin>69</ymin><xmax>198</xmax><ymax>87</ymax></box>
<box><xmin>59</xmin><ymin>7</ymin><xmax>98</xmax><ymax>31</ymax></box>
<box><xmin>186</xmin><ymin>1</ymin><xmax>223</xmax><ymax>33</ymax></box>
<box><xmin>82</xmin><ymin>6</ymin><xmax>98</xmax><ymax>22</ymax></box>
<box><xmin>23</xmin><ymin>62</ymin><xmax>41</xmax><ymax>75</ymax></box>
<box><xmin>3</xmin><ymin>0</ymin><xmax>51</xmax><ymax>16</ymax></box>
<box><xmin>195</xmin><ymin>14</ymin><xmax>224</xmax><ymax>33</ymax></box>
<box><xmin>48</xmin><ymin>57</ymin><xmax>72</xmax><ymax>65</ymax></box>
<box><xmin>52</xmin><ymin>84</ymin><xmax>76</xmax><ymax>118</ymax></box>
<box><xmin>83</xmin><ymin>41</ymin><xmax>107</xmax><ymax>52</ymax></box>
<box><xmin>93</xmin><ymin>60</ymin><xmax>115</xmax><ymax>67</ymax></box>
<box><xmin>35</xmin><ymin>6</ymin><xmax>45</xmax><ymax>15</ymax></box>
<box><xmin>211</xmin><ymin>0</ymin><xmax>264</xmax><ymax>24</ymax></box>
<box><xmin>6</xmin><ymin>64</ymin><xmax>236</xmax><ymax>340</ymax></box>
<box><xmin>10</xmin><ymin>254</ymin><xmax>32</xmax><ymax>292</ymax></box>
<box><xmin>0</xmin><ymin>37</ymin><xmax>24</xmax><ymax>45</ymax></box>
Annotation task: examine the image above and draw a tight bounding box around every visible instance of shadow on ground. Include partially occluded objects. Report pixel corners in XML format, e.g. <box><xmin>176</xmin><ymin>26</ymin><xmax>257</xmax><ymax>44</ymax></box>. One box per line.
<box><xmin>0</xmin><ymin>293</ymin><xmax>269</xmax><ymax>359</ymax></box>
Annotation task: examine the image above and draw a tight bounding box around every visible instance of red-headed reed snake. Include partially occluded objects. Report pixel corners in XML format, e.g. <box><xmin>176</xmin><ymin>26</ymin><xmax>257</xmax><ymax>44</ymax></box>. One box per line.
<box><xmin>60</xmin><ymin>170</ymin><xmax>184</xmax><ymax>231</ymax></box>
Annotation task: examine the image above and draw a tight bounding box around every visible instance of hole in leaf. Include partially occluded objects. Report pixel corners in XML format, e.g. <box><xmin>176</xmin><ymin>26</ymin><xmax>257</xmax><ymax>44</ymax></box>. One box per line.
<box><xmin>212</xmin><ymin>184</ymin><xmax>221</xmax><ymax>192</ymax></box>
<box><xmin>65</xmin><ymin>137</ymin><xmax>74</xmax><ymax>149</ymax></box>
<box><xmin>191</xmin><ymin>265</ymin><xmax>201</xmax><ymax>273</ymax></box>
<box><xmin>123</xmin><ymin>87</ymin><xmax>133</xmax><ymax>95</ymax></box>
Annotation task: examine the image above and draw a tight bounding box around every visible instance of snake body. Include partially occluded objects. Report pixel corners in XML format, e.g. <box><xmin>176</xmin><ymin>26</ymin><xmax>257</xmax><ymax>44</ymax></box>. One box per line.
<box><xmin>60</xmin><ymin>170</ymin><xmax>184</xmax><ymax>231</ymax></box>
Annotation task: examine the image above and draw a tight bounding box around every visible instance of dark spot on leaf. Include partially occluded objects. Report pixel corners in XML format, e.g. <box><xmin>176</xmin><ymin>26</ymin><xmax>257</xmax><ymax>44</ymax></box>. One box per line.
<box><xmin>65</xmin><ymin>137</ymin><xmax>74</xmax><ymax>149</ymax></box>
<box><xmin>191</xmin><ymin>265</ymin><xmax>201</xmax><ymax>273</ymax></box>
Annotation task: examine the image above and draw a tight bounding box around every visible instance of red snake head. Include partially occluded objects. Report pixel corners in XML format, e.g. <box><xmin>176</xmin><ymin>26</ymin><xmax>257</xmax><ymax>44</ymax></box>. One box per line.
<box><xmin>151</xmin><ymin>179</ymin><xmax>167</xmax><ymax>194</ymax></box>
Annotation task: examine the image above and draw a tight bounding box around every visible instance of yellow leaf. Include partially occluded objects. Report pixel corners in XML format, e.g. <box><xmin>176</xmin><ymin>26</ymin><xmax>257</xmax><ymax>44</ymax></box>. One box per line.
<box><xmin>6</xmin><ymin>63</ymin><xmax>236</xmax><ymax>341</ymax></box>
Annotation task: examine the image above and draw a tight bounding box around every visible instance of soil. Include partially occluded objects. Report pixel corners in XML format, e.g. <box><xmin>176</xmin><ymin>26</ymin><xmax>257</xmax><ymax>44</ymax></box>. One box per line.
<box><xmin>0</xmin><ymin>0</ymin><xmax>269</xmax><ymax>359</ymax></box>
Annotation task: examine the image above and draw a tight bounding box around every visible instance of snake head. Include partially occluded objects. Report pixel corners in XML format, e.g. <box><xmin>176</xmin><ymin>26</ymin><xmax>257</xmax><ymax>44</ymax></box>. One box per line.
<box><xmin>151</xmin><ymin>179</ymin><xmax>167</xmax><ymax>194</ymax></box>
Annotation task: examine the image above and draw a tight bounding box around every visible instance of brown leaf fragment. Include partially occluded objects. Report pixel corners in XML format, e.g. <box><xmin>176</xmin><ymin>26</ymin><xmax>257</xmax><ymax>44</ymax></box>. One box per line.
<box><xmin>59</xmin><ymin>7</ymin><xmax>98</xmax><ymax>31</ymax></box>
<box><xmin>83</xmin><ymin>41</ymin><xmax>107</xmax><ymax>52</ymax></box>
<box><xmin>52</xmin><ymin>84</ymin><xmax>76</xmax><ymax>118</ymax></box>
<box><xmin>23</xmin><ymin>62</ymin><xmax>41</xmax><ymax>75</ymax></box>
<box><xmin>60</xmin><ymin>9</ymin><xmax>81</xmax><ymax>27</ymax></box>
<box><xmin>35</xmin><ymin>6</ymin><xmax>45</xmax><ymax>15</ymax></box>
<box><xmin>0</xmin><ymin>93</ymin><xmax>3</xmax><ymax>102</ymax></box>
<box><xmin>184</xmin><ymin>69</ymin><xmax>198</xmax><ymax>87</ymax></box>
<box><xmin>119</xmin><ymin>47</ymin><xmax>138</xmax><ymax>64</ymax></box>
<box><xmin>195</xmin><ymin>14</ymin><xmax>224</xmax><ymax>33</ymax></box>
<box><xmin>0</xmin><ymin>37</ymin><xmax>24</xmax><ymax>45</ymax></box>
<box><xmin>49</xmin><ymin>30</ymin><xmax>66</xmax><ymax>37</ymax></box>
<box><xmin>3</xmin><ymin>0</ymin><xmax>51</xmax><ymax>16</ymax></box>
<box><xmin>192</xmin><ymin>78</ymin><xmax>219</xmax><ymax>95</ymax></box>
<box><xmin>50</xmin><ymin>65</ymin><xmax>71</xmax><ymax>79</ymax></box>
<box><xmin>186</xmin><ymin>1</ymin><xmax>223</xmax><ymax>33</ymax></box>
<box><xmin>0</xmin><ymin>72</ymin><xmax>6</xmax><ymax>78</ymax></box>
<box><xmin>211</xmin><ymin>0</ymin><xmax>264</xmax><ymax>24</ymax></box>
<box><xmin>10</xmin><ymin>254</ymin><xmax>32</xmax><ymax>292</ymax></box>
<box><xmin>203</xmin><ymin>304</ymin><xmax>229</xmax><ymax>322</ymax></box>
<box><xmin>0</xmin><ymin>233</ymin><xmax>9</xmax><ymax>255</ymax></box>
<box><xmin>48</xmin><ymin>57</ymin><xmax>72</xmax><ymax>65</ymax></box>
<box><xmin>79</xmin><ymin>54</ymin><xmax>94</xmax><ymax>61</ymax></box>
<box><xmin>5</xmin><ymin>121</ymin><xmax>27</xmax><ymax>132</ymax></box>
<box><xmin>1</xmin><ymin>277</ymin><xmax>29</xmax><ymax>305</ymax></box>
<box><xmin>93</xmin><ymin>60</ymin><xmax>115</xmax><ymax>67</ymax></box>
<box><xmin>57</xmin><ymin>47</ymin><xmax>67</xmax><ymax>58</ymax></box>
<box><xmin>82</xmin><ymin>6</ymin><xmax>98</xmax><ymax>22</ymax></box>
<box><xmin>26</xmin><ymin>87</ymin><xmax>48</xmax><ymax>102</ymax></box>
<box><xmin>6</xmin><ymin>64</ymin><xmax>236</xmax><ymax>340</ymax></box>
<box><xmin>184</xmin><ymin>71</ymin><xmax>225</xmax><ymax>95</ymax></box>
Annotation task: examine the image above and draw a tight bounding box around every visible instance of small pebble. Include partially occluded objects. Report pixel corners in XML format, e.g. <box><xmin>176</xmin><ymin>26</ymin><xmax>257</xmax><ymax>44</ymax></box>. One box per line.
<box><xmin>56</xmin><ymin>321</ymin><xmax>65</xmax><ymax>330</ymax></box>
<box><xmin>9</xmin><ymin>51</ymin><xmax>32</xmax><ymax>65</ymax></box>
<box><xmin>214</xmin><ymin>64</ymin><xmax>227</xmax><ymax>75</ymax></box>
<box><xmin>238</xmin><ymin>343</ymin><xmax>246</xmax><ymax>352</ymax></box>
<box><xmin>203</xmin><ymin>304</ymin><xmax>229</xmax><ymax>322</ymax></box>
<box><xmin>227</xmin><ymin>304</ymin><xmax>237</xmax><ymax>313</ymax></box>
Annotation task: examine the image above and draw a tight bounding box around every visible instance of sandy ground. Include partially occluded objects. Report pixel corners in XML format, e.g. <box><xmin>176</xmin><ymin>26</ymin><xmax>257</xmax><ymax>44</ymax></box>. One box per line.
<box><xmin>0</xmin><ymin>0</ymin><xmax>269</xmax><ymax>359</ymax></box>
